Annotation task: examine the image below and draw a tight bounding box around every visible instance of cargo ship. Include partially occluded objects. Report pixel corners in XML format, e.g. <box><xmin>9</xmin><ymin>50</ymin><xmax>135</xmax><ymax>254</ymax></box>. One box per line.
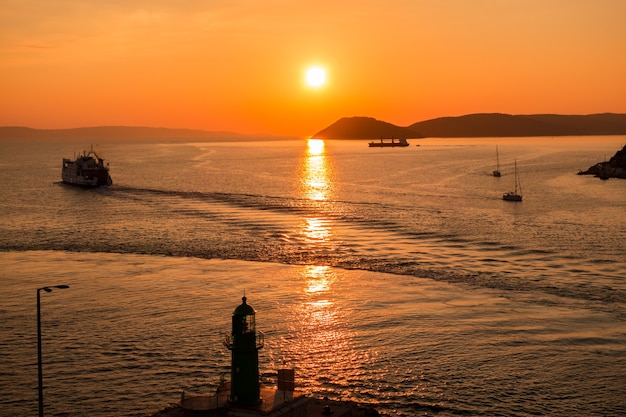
<box><xmin>368</xmin><ymin>138</ymin><xmax>409</xmax><ymax>147</ymax></box>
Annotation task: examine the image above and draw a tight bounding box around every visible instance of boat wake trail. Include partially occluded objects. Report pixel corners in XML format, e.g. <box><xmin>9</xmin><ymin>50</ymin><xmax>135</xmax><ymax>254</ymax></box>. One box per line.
<box><xmin>107</xmin><ymin>187</ymin><xmax>626</xmax><ymax>313</ymax></box>
<box><xmin>2</xmin><ymin>185</ymin><xmax>624</xmax><ymax>317</ymax></box>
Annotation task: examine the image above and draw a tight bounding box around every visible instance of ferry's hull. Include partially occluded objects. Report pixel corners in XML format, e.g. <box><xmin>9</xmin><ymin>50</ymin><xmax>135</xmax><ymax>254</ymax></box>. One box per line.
<box><xmin>62</xmin><ymin>168</ymin><xmax>112</xmax><ymax>187</ymax></box>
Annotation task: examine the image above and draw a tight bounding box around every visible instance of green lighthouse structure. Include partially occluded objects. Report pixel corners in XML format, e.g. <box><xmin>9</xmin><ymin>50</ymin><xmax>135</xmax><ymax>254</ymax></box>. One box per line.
<box><xmin>224</xmin><ymin>296</ymin><xmax>264</xmax><ymax>405</ymax></box>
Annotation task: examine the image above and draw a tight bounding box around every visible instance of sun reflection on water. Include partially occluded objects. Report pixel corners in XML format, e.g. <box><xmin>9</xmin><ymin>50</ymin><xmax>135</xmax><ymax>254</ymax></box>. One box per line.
<box><xmin>298</xmin><ymin>139</ymin><xmax>335</xmax><ymax>247</ymax></box>
<box><xmin>299</xmin><ymin>266</ymin><xmax>354</xmax><ymax>387</ymax></box>
<box><xmin>302</xmin><ymin>217</ymin><xmax>331</xmax><ymax>242</ymax></box>
<box><xmin>304</xmin><ymin>265</ymin><xmax>333</xmax><ymax>295</ymax></box>
<box><xmin>288</xmin><ymin>144</ymin><xmax>365</xmax><ymax>396</ymax></box>
<box><xmin>301</xmin><ymin>139</ymin><xmax>332</xmax><ymax>201</ymax></box>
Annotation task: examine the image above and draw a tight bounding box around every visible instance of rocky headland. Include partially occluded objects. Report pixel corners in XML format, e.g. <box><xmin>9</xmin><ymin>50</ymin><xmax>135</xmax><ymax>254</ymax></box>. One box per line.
<box><xmin>578</xmin><ymin>144</ymin><xmax>626</xmax><ymax>179</ymax></box>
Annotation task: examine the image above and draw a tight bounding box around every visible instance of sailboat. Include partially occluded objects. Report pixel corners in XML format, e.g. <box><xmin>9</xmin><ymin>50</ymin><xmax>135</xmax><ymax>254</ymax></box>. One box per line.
<box><xmin>492</xmin><ymin>145</ymin><xmax>501</xmax><ymax>177</ymax></box>
<box><xmin>503</xmin><ymin>160</ymin><xmax>522</xmax><ymax>201</ymax></box>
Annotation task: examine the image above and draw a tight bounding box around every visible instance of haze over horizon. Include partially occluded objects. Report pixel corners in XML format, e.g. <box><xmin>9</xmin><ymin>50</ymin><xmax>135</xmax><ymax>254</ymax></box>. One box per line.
<box><xmin>2</xmin><ymin>1</ymin><xmax>625</xmax><ymax>137</ymax></box>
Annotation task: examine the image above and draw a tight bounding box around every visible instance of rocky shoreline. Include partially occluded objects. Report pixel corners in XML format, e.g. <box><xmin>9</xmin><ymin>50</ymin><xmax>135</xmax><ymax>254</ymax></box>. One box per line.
<box><xmin>578</xmin><ymin>144</ymin><xmax>626</xmax><ymax>179</ymax></box>
<box><xmin>147</xmin><ymin>395</ymin><xmax>381</xmax><ymax>417</ymax></box>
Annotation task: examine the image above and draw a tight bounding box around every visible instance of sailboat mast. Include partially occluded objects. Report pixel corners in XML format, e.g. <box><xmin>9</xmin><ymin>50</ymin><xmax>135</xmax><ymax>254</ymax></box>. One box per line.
<box><xmin>517</xmin><ymin>161</ymin><xmax>522</xmax><ymax>195</ymax></box>
<box><xmin>493</xmin><ymin>146</ymin><xmax>502</xmax><ymax>177</ymax></box>
<box><xmin>496</xmin><ymin>146</ymin><xmax>500</xmax><ymax>171</ymax></box>
<box><xmin>503</xmin><ymin>159</ymin><xmax>522</xmax><ymax>201</ymax></box>
<box><xmin>514</xmin><ymin>160</ymin><xmax>521</xmax><ymax>194</ymax></box>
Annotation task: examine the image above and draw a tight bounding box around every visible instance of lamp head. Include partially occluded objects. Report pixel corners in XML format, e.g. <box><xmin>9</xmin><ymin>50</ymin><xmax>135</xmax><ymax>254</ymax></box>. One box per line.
<box><xmin>39</xmin><ymin>285</ymin><xmax>70</xmax><ymax>292</ymax></box>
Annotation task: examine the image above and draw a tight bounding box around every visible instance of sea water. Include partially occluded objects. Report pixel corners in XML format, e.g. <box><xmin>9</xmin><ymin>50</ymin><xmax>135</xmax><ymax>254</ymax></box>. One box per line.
<box><xmin>0</xmin><ymin>136</ymin><xmax>625</xmax><ymax>416</ymax></box>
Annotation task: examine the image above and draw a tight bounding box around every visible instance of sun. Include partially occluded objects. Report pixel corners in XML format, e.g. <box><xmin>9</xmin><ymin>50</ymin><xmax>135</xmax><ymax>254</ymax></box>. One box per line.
<box><xmin>305</xmin><ymin>66</ymin><xmax>327</xmax><ymax>88</ymax></box>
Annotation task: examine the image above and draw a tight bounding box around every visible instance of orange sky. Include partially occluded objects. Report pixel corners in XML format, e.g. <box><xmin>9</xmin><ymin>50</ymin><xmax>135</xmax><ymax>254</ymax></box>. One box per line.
<box><xmin>2</xmin><ymin>1</ymin><xmax>626</xmax><ymax>137</ymax></box>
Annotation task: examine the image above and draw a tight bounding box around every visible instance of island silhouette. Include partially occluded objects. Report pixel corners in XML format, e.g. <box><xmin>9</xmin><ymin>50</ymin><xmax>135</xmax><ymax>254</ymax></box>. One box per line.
<box><xmin>313</xmin><ymin>113</ymin><xmax>626</xmax><ymax>139</ymax></box>
<box><xmin>2</xmin><ymin>113</ymin><xmax>626</xmax><ymax>140</ymax></box>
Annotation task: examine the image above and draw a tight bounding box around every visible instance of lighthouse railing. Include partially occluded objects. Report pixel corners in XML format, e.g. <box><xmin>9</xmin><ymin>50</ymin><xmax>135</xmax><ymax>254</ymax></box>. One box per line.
<box><xmin>224</xmin><ymin>333</ymin><xmax>233</xmax><ymax>349</ymax></box>
<box><xmin>223</xmin><ymin>330</ymin><xmax>264</xmax><ymax>350</ymax></box>
<box><xmin>256</xmin><ymin>330</ymin><xmax>265</xmax><ymax>349</ymax></box>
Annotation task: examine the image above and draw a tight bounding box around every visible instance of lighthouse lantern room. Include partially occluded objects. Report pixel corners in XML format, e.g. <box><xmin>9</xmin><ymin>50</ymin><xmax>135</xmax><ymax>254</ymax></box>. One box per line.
<box><xmin>224</xmin><ymin>296</ymin><xmax>264</xmax><ymax>405</ymax></box>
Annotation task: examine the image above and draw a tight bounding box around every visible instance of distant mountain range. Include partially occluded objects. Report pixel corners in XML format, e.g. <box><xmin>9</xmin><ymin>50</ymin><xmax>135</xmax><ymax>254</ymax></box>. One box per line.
<box><xmin>2</xmin><ymin>113</ymin><xmax>626</xmax><ymax>140</ymax></box>
<box><xmin>313</xmin><ymin>113</ymin><xmax>626</xmax><ymax>139</ymax></box>
<box><xmin>0</xmin><ymin>126</ymin><xmax>260</xmax><ymax>140</ymax></box>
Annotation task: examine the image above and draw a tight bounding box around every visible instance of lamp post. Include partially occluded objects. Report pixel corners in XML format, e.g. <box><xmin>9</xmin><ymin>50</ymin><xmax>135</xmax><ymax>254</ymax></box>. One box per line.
<box><xmin>37</xmin><ymin>285</ymin><xmax>70</xmax><ymax>417</ymax></box>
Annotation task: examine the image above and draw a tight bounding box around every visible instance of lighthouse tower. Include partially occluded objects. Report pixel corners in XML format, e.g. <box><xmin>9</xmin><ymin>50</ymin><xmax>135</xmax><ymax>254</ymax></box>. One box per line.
<box><xmin>224</xmin><ymin>296</ymin><xmax>264</xmax><ymax>405</ymax></box>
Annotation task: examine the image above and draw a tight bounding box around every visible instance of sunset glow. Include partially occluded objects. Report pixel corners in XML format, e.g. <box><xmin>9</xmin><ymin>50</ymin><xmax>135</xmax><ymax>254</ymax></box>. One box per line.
<box><xmin>2</xmin><ymin>1</ymin><xmax>626</xmax><ymax>136</ymax></box>
<box><xmin>305</xmin><ymin>66</ymin><xmax>327</xmax><ymax>88</ymax></box>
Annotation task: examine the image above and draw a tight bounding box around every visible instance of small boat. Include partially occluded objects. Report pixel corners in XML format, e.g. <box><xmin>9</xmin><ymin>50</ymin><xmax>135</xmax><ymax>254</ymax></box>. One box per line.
<box><xmin>493</xmin><ymin>145</ymin><xmax>501</xmax><ymax>177</ymax></box>
<box><xmin>62</xmin><ymin>147</ymin><xmax>112</xmax><ymax>187</ymax></box>
<box><xmin>368</xmin><ymin>138</ymin><xmax>409</xmax><ymax>147</ymax></box>
<box><xmin>503</xmin><ymin>160</ymin><xmax>522</xmax><ymax>201</ymax></box>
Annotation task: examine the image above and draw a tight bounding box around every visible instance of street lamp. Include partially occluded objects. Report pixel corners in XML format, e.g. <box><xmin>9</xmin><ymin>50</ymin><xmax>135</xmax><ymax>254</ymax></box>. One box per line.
<box><xmin>37</xmin><ymin>285</ymin><xmax>70</xmax><ymax>417</ymax></box>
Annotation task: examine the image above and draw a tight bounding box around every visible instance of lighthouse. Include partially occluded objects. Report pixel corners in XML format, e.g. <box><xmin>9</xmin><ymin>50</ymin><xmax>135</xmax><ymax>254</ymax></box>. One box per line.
<box><xmin>224</xmin><ymin>296</ymin><xmax>264</xmax><ymax>405</ymax></box>
<box><xmin>152</xmin><ymin>295</ymin><xmax>380</xmax><ymax>417</ymax></box>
